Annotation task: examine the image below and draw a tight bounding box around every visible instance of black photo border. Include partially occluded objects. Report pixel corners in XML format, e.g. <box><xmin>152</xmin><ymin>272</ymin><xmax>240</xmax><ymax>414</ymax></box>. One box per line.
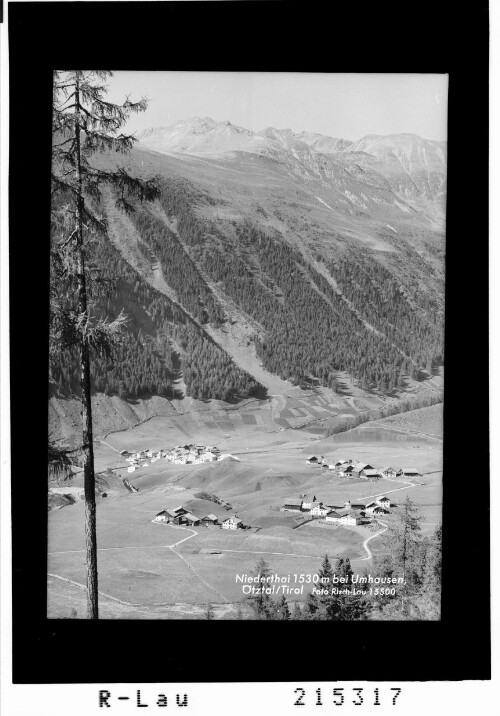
<box><xmin>9</xmin><ymin>1</ymin><xmax>490</xmax><ymax>684</ymax></box>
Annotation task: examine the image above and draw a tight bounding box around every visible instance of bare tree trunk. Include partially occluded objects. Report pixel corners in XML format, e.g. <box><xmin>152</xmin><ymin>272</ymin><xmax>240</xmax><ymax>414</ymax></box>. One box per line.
<box><xmin>75</xmin><ymin>75</ymin><xmax>99</xmax><ymax>619</ymax></box>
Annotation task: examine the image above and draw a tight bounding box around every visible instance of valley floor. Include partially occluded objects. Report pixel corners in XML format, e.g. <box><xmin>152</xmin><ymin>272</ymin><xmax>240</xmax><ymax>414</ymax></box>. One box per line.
<box><xmin>48</xmin><ymin>402</ymin><xmax>443</xmax><ymax>619</ymax></box>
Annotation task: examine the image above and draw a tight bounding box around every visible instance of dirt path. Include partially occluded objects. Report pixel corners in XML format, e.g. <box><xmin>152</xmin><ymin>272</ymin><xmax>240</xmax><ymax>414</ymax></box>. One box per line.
<box><xmin>359</xmin><ymin>520</ymin><xmax>389</xmax><ymax>561</ymax></box>
<box><xmin>357</xmin><ymin>482</ymin><xmax>421</xmax><ymax>504</ymax></box>
<box><xmin>47</xmin><ymin>572</ymin><xmax>138</xmax><ymax>606</ymax></box>
<box><xmin>154</xmin><ymin>522</ymin><xmax>229</xmax><ymax>602</ymax></box>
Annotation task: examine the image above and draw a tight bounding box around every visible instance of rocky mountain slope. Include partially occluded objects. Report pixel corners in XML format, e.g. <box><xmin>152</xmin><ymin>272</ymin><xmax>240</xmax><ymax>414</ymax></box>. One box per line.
<box><xmin>137</xmin><ymin>118</ymin><xmax>447</xmax><ymax>221</ymax></box>
<box><xmin>51</xmin><ymin>117</ymin><xmax>446</xmax><ymax>442</ymax></box>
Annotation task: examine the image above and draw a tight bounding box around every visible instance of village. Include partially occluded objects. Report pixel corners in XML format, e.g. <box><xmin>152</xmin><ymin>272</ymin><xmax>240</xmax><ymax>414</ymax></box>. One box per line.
<box><xmin>48</xmin><ymin>413</ymin><xmax>443</xmax><ymax>616</ymax></box>
<box><xmin>153</xmin><ymin>504</ymin><xmax>249</xmax><ymax>531</ymax></box>
<box><xmin>122</xmin><ymin>443</ymin><xmax>241</xmax><ymax>472</ymax></box>
<box><xmin>129</xmin><ymin>448</ymin><xmax>425</xmax><ymax>534</ymax></box>
<box><xmin>280</xmin><ymin>494</ymin><xmax>393</xmax><ymax>525</ymax></box>
<box><xmin>147</xmin><ymin>450</ymin><xmax>420</xmax><ymax>533</ymax></box>
<box><xmin>305</xmin><ymin>455</ymin><xmax>423</xmax><ymax>481</ymax></box>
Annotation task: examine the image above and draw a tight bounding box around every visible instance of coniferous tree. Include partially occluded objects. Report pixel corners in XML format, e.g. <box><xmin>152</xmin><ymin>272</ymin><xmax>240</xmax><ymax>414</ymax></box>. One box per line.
<box><xmin>276</xmin><ymin>594</ymin><xmax>291</xmax><ymax>620</ymax></box>
<box><xmin>390</xmin><ymin>496</ymin><xmax>422</xmax><ymax>609</ymax></box>
<box><xmin>246</xmin><ymin>558</ymin><xmax>274</xmax><ymax>619</ymax></box>
<box><xmin>292</xmin><ymin>602</ymin><xmax>302</xmax><ymax>620</ymax></box>
<box><xmin>50</xmin><ymin>70</ymin><xmax>160</xmax><ymax>619</ymax></box>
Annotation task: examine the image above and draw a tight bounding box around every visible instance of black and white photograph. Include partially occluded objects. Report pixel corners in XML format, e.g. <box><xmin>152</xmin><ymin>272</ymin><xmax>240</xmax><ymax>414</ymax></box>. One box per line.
<box><xmin>5</xmin><ymin>0</ymin><xmax>491</xmax><ymax>700</ymax></box>
<box><xmin>47</xmin><ymin>70</ymin><xmax>447</xmax><ymax>622</ymax></box>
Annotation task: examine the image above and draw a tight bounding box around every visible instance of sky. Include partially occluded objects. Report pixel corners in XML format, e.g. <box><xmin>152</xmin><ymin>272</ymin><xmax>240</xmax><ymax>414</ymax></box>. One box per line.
<box><xmin>105</xmin><ymin>72</ymin><xmax>448</xmax><ymax>142</ymax></box>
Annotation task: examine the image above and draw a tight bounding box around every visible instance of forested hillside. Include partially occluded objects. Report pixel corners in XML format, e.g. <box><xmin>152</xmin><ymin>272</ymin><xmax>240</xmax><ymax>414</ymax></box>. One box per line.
<box><xmin>51</xmin><ymin>137</ymin><xmax>445</xmax><ymax>405</ymax></box>
<box><xmin>153</xmin><ymin>180</ymin><xmax>444</xmax><ymax>393</ymax></box>
<box><xmin>49</xmin><ymin>223</ymin><xmax>266</xmax><ymax>402</ymax></box>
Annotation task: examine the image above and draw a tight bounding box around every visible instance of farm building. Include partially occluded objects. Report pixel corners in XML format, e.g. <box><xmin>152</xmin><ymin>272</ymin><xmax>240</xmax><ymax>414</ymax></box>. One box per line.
<box><xmin>343</xmin><ymin>465</ymin><xmax>355</xmax><ymax>475</ymax></box>
<box><xmin>361</xmin><ymin>468</ymin><xmax>382</xmax><ymax>480</ymax></box>
<box><xmin>222</xmin><ymin>517</ymin><xmax>243</xmax><ymax>530</ymax></box>
<box><xmin>306</xmin><ymin>456</ymin><xmax>320</xmax><ymax>466</ymax></box>
<box><xmin>376</xmin><ymin>496</ymin><xmax>391</xmax><ymax>508</ymax></box>
<box><xmin>380</xmin><ymin>467</ymin><xmax>397</xmax><ymax>478</ymax></box>
<box><xmin>201</xmin><ymin>514</ymin><xmax>218</xmax><ymax>526</ymax></box>
<box><xmin>400</xmin><ymin>468</ymin><xmax>422</xmax><ymax>478</ymax></box>
<box><xmin>327</xmin><ymin>504</ymin><xmax>345</xmax><ymax>511</ymax></box>
<box><xmin>351</xmin><ymin>503</ymin><xmax>366</xmax><ymax>512</ymax></box>
<box><xmin>168</xmin><ymin>505</ymin><xmax>188</xmax><ymax>518</ymax></box>
<box><xmin>127</xmin><ymin>465</ymin><xmax>138</xmax><ymax>473</ymax></box>
<box><xmin>334</xmin><ymin>459</ymin><xmax>348</xmax><ymax>467</ymax></box>
<box><xmin>179</xmin><ymin>512</ymin><xmax>201</xmax><ymax>526</ymax></box>
<box><xmin>281</xmin><ymin>502</ymin><xmax>303</xmax><ymax>512</ymax></box>
<box><xmin>352</xmin><ymin>462</ymin><xmax>374</xmax><ymax>475</ymax></box>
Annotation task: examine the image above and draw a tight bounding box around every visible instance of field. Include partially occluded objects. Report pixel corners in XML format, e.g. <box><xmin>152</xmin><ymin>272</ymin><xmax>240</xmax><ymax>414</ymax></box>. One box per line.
<box><xmin>48</xmin><ymin>403</ymin><xmax>443</xmax><ymax>618</ymax></box>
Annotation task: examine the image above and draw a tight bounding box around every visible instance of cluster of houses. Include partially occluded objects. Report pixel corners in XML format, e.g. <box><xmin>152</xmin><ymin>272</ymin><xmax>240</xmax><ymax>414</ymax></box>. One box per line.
<box><xmin>281</xmin><ymin>494</ymin><xmax>393</xmax><ymax>525</ymax></box>
<box><xmin>306</xmin><ymin>456</ymin><xmax>422</xmax><ymax>480</ymax></box>
<box><xmin>122</xmin><ymin>444</ymin><xmax>240</xmax><ymax>473</ymax></box>
<box><xmin>153</xmin><ymin>504</ymin><xmax>248</xmax><ymax>530</ymax></box>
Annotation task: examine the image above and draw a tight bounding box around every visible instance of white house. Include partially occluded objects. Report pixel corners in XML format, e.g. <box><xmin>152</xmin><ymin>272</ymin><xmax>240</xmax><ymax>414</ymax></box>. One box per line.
<box><xmin>127</xmin><ymin>465</ymin><xmax>138</xmax><ymax>473</ymax></box>
<box><xmin>340</xmin><ymin>513</ymin><xmax>363</xmax><ymax>526</ymax></box>
<box><xmin>154</xmin><ymin>511</ymin><xmax>169</xmax><ymax>522</ymax></box>
<box><xmin>301</xmin><ymin>496</ymin><xmax>315</xmax><ymax>510</ymax></box>
<box><xmin>222</xmin><ymin>516</ymin><xmax>243</xmax><ymax>530</ymax></box>
<box><xmin>380</xmin><ymin>466</ymin><xmax>397</xmax><ymax>479</ymax></box>
<box><xmin>372</xmin><ymin>506</ymin><xmax>390</xmax><ymax>516</ymax></box>
<box><xmin>364</xmin><ymin>504</ymin><xmax>390</xmax><ymax>516</ymax></box>
<box><xmin>376</xmin><ymin>496</ymin><xmax>391</xmax><ymax>508</ymax></box>
<box><xmin>325</xmin><ymin>510</ymin><xmax>344</xmax><ymax>523</ymax></box>
<box><xmin>310</xmin><ymin>502</ymin><xmax>329</xmax><ymax>517</ymax></box>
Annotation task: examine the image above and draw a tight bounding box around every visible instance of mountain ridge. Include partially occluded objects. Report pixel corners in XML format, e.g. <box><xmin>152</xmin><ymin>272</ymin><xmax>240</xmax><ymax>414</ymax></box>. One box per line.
<box><xmin>136</xmin><ymin>117</ymin><xmax>447</xmax><ymax>216</ymax></box>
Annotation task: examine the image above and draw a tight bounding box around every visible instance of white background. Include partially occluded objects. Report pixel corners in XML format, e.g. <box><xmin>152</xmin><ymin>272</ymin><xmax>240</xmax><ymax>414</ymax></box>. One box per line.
<box><xmin>0</xmin><ymin>1</ymin><xmax>497</xmax><ymax>714</ymax></box>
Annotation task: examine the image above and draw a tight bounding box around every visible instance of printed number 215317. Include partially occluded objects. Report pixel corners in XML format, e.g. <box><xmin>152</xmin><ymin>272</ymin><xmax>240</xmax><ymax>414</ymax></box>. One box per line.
<box><xmin>293</xmin><ymin>687</ymin><xmax>402</xmax><ymax>707</ymax></box>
